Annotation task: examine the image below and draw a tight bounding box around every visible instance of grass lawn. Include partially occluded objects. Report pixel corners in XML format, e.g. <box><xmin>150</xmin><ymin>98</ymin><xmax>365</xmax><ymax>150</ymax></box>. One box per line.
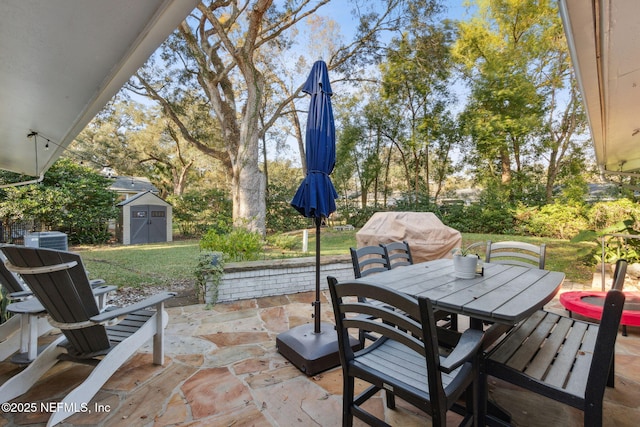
<box><xmin>73</xmin><ymin>230</ymin><xmax>596</xmax><ymax>289</ymax></box>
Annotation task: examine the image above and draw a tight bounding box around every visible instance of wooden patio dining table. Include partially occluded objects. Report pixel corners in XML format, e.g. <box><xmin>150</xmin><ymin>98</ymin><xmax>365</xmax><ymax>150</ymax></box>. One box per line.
<box><xmin>351</xmin><ymin>257</ymin><xmax>566</xmax><ymax>425</ymax></box>
<box><xmin>353</xmin><ymin>258</ymin><xmax>565</xmax><ymax>327</ymax></box>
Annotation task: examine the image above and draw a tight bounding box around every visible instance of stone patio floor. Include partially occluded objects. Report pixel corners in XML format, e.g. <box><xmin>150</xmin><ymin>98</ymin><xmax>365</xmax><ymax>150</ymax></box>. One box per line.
<box><xmin>0</xmin><ymin>277</ymin><xmax>639</xmax><ymax>426</ymax></box>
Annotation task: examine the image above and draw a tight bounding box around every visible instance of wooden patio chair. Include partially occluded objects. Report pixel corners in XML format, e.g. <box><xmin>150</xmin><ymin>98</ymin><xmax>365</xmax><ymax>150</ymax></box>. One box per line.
<box><xmin>350</xmin><ymin>246</ymin><xmax>392</xmax><ymax>345</ymax></box>
<box><xmin>482</xmin><ymin>259</ymin><xmax>627</xmax><ymax>427</ymax></box>
<box><xmin>350</xmin><ymin>246</ymin><xmax>390</xmax><ymax>279</ymax></box>
<box><xmin>380</xmin><ymin>240</ymin><xmax>413</xmax><ymax>269</ymax></box>
<box><xmin>327</xmin><ymin>276</ymin><xmax>483</xmax><ymax>427</ymax></box>
<box><xmin>485</xmin><ymin>240</ymin><xmax>546</xmax><ymax>269</ymax></box>
<box><xmin>0</xmin><ymin>253</ymin><xmax>52</xmax><ymax>363</ymax></box>
<box><xmin>0</xmin><ymin>247</ymin><xmax>115</xmax><ymax>364</ymax></box>
<box><xmin>0</xmin><ymin>246</ymin><xmax>173</xmax><ymax>426</ymax></box>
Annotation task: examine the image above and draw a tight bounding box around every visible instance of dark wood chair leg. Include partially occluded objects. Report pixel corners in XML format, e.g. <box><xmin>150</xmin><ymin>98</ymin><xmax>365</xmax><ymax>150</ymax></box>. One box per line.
<box><xmin>344</xmin><ymin>376</ymin><xmax>354</xmax><ymax>427</ymax></box>
<box><xmin>385</xmin><ymin>390</ymin><xmax>395</xmax><ymax>409</ymax></box>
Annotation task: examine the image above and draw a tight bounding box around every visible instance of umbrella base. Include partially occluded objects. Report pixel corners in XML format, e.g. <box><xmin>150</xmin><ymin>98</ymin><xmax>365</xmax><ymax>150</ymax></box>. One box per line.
<box><xmin>276</xmin><ymin>322</ymin><xmax>360</xmax><ymax>376</ymax></box>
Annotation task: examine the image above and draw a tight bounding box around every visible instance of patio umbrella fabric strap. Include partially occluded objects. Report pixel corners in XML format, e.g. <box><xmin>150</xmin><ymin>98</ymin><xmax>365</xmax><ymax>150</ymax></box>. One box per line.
<box><xmin>4</xmin><ymin>260</ymin><xmax>78</xmax><ymax>275</ymax></box>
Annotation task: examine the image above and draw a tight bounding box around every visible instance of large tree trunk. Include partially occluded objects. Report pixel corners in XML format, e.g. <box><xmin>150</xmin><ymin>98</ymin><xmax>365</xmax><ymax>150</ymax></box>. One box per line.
<box><xmin>500</xmin><ymin>148</ymin><xmax>512</xmax><ymax>184</ymax></box>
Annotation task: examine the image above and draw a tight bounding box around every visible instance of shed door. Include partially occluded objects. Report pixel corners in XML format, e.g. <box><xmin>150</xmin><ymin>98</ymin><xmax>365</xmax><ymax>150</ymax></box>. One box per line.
<box><xmin>130</xmin><ymin>205</ymin><xmax>167</xmax><ymax>244</ymax></box>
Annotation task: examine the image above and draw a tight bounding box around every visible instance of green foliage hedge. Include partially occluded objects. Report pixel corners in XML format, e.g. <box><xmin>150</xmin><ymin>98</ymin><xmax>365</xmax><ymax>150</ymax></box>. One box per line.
<box><xmin>0</xmin><ymin>159</ymin><xmax>117</xmax><ymax>244</ymax></box>
<box><xmin>200</xmin><ymin>227</ymin><xmax>264</xmax><ymax>262</ymax></box>
<box><xmin>514</xmin><ymin>203</ymin><xmax>589</xmax><ymax>239</ymax></box>
<box><xmin>438</xmin><ymin>198</ymin><xmax>639</xmax><ymax>240</ymax></box>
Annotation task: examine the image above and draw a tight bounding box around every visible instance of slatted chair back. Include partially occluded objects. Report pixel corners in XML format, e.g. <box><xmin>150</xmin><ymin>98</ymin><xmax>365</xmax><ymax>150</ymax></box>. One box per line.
<box><xmin>0</xmin><ymin>251</ymin><xmax>26</xmax><ymax>294</ymax></box>
<box><xmin>350</xmin><ymin>245</ymin><xmax>390</xmax><ymax>278</ymax></box>
<box><xmin>486</xmin><ymin>240</ymin><xmax>546</xmax><ymax>269</ymax></box>
<box><xmin>0</xmin><ymin>245</ymin><xmax>173</xmax><ymax>426</ymax></box>
<box><xmin>328</xmin><ymin>276</ymin><xmax>482</xmax><ymax>426</ymax></box>
<box><xmin>2</xmin><ymin>246</ymin><xmax>110</xmax><ymax>355</ymax></box>
<box><xmin>381</xmin><ymin>240</ymin><xmax>413</xmax><ymax>269</ymax></box>
<box><xmin>484</xmin><ymin>259</ymin><xmax>627</xmax><ymax>426</ymax></box>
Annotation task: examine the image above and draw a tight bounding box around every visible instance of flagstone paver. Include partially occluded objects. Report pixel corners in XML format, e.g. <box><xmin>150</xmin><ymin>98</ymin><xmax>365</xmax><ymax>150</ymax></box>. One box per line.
<box><xmin>0</xmin><ymin>285</ymin><xmax>637</xmax><ymax>426</ymax></box>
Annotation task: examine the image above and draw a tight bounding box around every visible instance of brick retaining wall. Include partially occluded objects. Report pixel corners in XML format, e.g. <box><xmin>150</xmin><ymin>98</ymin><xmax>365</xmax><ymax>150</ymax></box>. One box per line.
<box><xmin>207</xmin><ymin>255</ymin><xmax>354</xmax><ymax>303</ymax></box>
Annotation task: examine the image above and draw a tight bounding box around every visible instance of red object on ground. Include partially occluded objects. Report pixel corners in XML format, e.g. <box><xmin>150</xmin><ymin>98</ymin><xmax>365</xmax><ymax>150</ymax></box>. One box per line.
<box><xmin>560</xmin><ymin>291</ymin><xmax>640</xmax><ymax>335</ymax></box>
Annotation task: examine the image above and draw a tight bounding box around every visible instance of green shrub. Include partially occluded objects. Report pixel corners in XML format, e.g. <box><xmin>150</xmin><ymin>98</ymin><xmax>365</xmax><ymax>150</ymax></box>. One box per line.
<box><xmin>348</xmin><ymin>206</ymin><xmax>385</xmax><ymax>228</ymax></box>
<box><xmin>515</xmin><ymin>203</ymin><xmax>588</xmax><ymax>239</ymax></box>
<box><xmin>200</xmin><ymin>227</ymin><xmax>264</xmax><ymax>261</ymax></box>
<box><xmin>267</xmin><ymin>233</ymin><xmax>300</xmax><ymax>251</ymax></box>
<box><xmin>587</xmin><ymin>198</ymin><xmax>640</xmax><ymax>231</ymax></box>
<box><xmin>193</xmin><ymin>251</ymin><xmax>224</xmax><ymax>306</ymax></box>
<box><xmin>168</xmin><ymin>189</ymin><xmax>232</xmax><ymax>237</ymax></box>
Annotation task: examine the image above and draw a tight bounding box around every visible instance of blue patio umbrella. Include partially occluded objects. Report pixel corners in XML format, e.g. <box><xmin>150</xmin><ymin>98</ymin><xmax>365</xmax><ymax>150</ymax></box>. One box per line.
<box><xmin>277</xmin><ymin>61</ymin><xmax>357</xmax><ymax>375</ymax></box>
<box><xmin>290</xmin><ymin>59</ymin><xmax>338</xmax><ymax>220</ymax></box>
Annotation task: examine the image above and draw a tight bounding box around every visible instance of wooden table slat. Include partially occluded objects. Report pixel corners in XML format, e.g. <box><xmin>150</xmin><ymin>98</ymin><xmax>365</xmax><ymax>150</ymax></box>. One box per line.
<box><xmin>353</xmin><ymin>259</ymin><xmax>564</xmax><ymax>326</ymax></box>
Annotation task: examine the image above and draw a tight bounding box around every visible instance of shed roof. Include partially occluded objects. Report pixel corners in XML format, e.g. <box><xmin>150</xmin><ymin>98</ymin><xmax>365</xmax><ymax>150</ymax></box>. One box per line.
<box><xmin>117</xmin><ymin>190</ymin><xmax>170</xmax><ymax>207</ymax></box>
<box><xmin>110</xmin><ymin>176</ymin><xmax>159</xmax><ymax>194</ymax></box>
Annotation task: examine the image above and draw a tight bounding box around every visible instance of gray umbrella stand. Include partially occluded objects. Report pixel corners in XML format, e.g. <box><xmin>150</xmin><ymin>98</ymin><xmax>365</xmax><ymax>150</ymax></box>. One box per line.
<box><xmin>276</xmin><ymin>217</ymin><xmax>360</xmax><ymax>375</ymax></box>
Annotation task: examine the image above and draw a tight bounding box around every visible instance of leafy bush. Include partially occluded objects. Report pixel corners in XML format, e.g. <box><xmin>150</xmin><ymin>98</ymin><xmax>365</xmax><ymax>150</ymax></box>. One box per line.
<box><xmin>267</xmin><ymin>233</ymin><xmax>300</xmax><ymax>251</ymax></box>
<box><xmin>194</xmin><ymin>251</ymin><xmax>224</xmax><ymax>306</ymax></box>
<box><xmin>167</xmin><ymin>189</ymin><xmax>232</xmax><ymax>237</ymax></box>
<box><xmin>439</xmin><ymin>202</ymin><xmax>467</xmax><ymax>231</ymax></box>
<box><xmin>587</xmin><ymin>199</ymin><xmax>640</xmax><ymax>231</ymax></box>
<box><xmin>266</xmin><ymin>182</ymin><xmax>309</xmax><ymax>233</ymax></box>
<box><xmin>515</xmin><ymin>203</ymin><xmax>588</xmax><ymax>239</ymax></box>
<box><xmin>439</xmin><ymin>187</ymin><xmax>516</xmax><ymax>234</ymax></box>
<box><xmin>348</xmin><ymin>206</ymin><xmax>384</xmax><ymax>228</ymax></box>
<box><xmin>200</xmin><ymin>227</ymin><xmax>264</xmax><ymax>261</ymax></box>
<box><xmin>571</xmin><ymin>219</ymin><xmax>640</xmax><ymax>265</ymax></box>
<box><xmin>0</xmin><ymin>158</ymin><xmax>118</xmax><ymax>244</ymax></box>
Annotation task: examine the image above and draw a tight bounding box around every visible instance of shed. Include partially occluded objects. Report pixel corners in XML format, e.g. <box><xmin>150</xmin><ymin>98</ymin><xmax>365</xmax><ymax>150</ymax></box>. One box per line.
<box><xmin>117</xmin><ymin>191</ymin><xmax>172</xmax><ymax>245</ymax></box>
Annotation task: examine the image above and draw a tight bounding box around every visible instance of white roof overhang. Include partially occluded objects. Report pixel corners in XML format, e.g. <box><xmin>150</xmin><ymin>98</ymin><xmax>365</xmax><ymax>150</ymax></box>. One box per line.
<box><xmin>0</xmin><ymin>0</ymin><xmax>197</xmax><ymax>177</ymax></box>
<box><xmin>560</xmin><ymin>0</ymin><xmax>640</xmax><ymax>175</ymax></box>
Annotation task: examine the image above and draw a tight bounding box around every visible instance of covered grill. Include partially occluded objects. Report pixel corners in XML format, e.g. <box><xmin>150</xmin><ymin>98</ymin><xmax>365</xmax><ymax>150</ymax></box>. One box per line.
<box><xmin>356</xmin><ymin>212</ymin><xmax>461</xmax><ymax>262</ymax></box>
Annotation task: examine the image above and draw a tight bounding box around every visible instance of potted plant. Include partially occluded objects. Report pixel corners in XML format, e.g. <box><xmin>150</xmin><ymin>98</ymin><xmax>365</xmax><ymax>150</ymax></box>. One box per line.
<box><xmin>451</xmin><ymin>243</ymin><xmax>483</xmax><ymax>279</ymax></box>
<box><xmin>194</xmin><ymin>251</ymin><xmax>225</xmax><ymax>306</ymax></box>
<box><xmin>572</xmin><ymin>219</ymin><xmax>640</xmax><ymax>276</ymax></box>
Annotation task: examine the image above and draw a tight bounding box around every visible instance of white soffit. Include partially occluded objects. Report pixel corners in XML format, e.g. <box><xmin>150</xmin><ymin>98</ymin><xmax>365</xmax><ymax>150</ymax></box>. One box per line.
<box><xmin>0</xmin><ymin>0</ymin><xmax>197</xmax><ymax>177</ymax></box>
<box><xmin>560</xmin><ymin>0</ymin><xmax>640</xmax><ymax>173</ymax></box>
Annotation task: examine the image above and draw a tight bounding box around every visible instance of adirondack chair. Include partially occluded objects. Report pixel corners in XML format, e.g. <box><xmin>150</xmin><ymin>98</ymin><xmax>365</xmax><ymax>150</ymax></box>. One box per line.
<box><xmin>328</xmin><ymin>276</ymin><xmax>483</xmax><ymax>426</ymax></box>
<box><xmin>482</xmin><ymin>259</ymin><xmax>627</xmax><ymax>427</ymax></box>
<box><xmin>0</xmin><ymin>248</ymin><xmax>115</xmax><ymax>364</ymax></box>
<box><xmin>0</xmin><ymin>246</ymin><xmax>173</xmax><ymax>426</ymax></box>
<box><xmin>0</xmin><ymin>254</ymin><xmax>52</xmax><ymax>363</ymax></box>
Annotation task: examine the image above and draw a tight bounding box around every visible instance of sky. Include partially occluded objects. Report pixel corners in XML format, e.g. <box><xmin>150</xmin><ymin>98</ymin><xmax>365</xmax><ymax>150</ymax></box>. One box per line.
<box><xmin>316</xmin><ymin>0</ymin><xmax>473</xmax><ymax>41</ymax></box>
<box><xmin>270</xmin><ymin>0</ymin><xmax>476</xmax><ymax>163</ymax></box>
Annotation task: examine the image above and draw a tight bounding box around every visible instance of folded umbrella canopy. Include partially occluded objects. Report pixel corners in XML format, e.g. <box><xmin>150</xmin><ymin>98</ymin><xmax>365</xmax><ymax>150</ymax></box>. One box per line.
<box><xmin>277</xmin><ymin>60</ymin><xmax>357</xmax><ymax>375</ymax></box>
<box><xmin>290</xmin><ymin>59</ymin><xmax>338</xmax><ymax>219</ymax></box>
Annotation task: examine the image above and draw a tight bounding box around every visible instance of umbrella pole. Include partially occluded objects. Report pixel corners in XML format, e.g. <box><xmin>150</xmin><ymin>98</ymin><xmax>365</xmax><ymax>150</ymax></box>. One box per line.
<box><xmin>314</xmin><ymin>216</ymin><xmax>322</xmax><ymax>334</ymax></box>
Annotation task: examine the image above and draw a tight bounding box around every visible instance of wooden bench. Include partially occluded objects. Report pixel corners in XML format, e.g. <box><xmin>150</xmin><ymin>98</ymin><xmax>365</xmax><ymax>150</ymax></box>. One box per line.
<box><xmin>483</xmin><ymin>260</ymin><xmax>627</xmax><ymax>427</ymax></box>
